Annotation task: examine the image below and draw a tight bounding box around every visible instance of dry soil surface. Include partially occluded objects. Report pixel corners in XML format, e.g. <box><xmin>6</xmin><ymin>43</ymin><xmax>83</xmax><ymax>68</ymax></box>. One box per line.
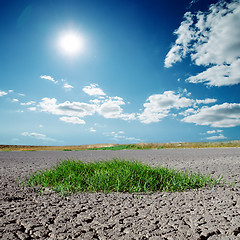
<box><xmin>0</xmin><ymin>148</ymin><xmax>240</xmax><ymax>240</ymax></box>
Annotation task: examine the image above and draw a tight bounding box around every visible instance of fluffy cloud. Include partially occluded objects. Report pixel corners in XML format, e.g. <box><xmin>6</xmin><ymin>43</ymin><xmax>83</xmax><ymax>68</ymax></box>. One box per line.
<box><xmin>0</xmin><ymin>90</ymin><xmax>8</xmax><ymax>97</ymax></box>
<box><xmin>138</xmin><ymin>91</ymin><xmax>216</xmax><ymax>124</ymax></box>
<box><xmin>40</xmin><ymin>75</ymin><xmax>58</xmax><ymax>84</ymax></box>
<box><xmin>196</xmin><ymin>98</ymin><xmax>217</xmax><ymax>104</ymax></box>
<box><xmin>207</xmin><ymin>130</ymin><xmax>216</xmax><ymax>134</ymax></box>
<box><xmin>98</xmin><ymin>100</ymin><xmax>123</xmax><ymax>119</ymax></box>
<box><xmin>82</xmin><ymin>84</ymin><xmax>106</xmax><ymax>96</ymax></box>
<box><xmin>138</xmin><ymin>111</ymin><xmax>168</xmax><ymax>124</ymax></box>
<box><xmin>38</xmin><ymin>95</ymin><xmax>135</xmax><ymax>123</ymax></box>
<box><xmin>18</xmin><ymin>80</ymin><xmax>141</xmax><ymax>141</ymax></box>
<box><xmin>165</xmin><ymin>12</ymin><xmax>195</xmax><ymax>68</ymax></box>
<box><xmin>165</xmin><ymin>1</ymin><xmax>240</xmax><ymax>86</ymax></box>
<box><xmin>28</xmin><ymin>107</ymin><xmax>36</xmax><ymax>111</ymax></box>
<box><xmin>187</xmin><ymin>60</ymin><xmax>240</xmax><ymax>86</ymax></box>
<box><xmin>39</xmin><ymin>98</ymin><xmax>96</xmax><ymax>118</ymax></box>
<box><xmin>41</xmin><ymin>75</ymin><xmax>76</xmax><ymax>90</ymax></box>
<box><xmin>146</xmin><ymin>91</ymin><xmax>194</xmax><ymax>109</ymax></box>
<box><xmin>20</xmin><ymin>101</ymin><xmax>36</xmax><ymax>106</ymax></box>
<box><xmin>88</xmin><ymin>96</ymin><xmax>135</xmax><ymax>121</ymax></box>
<box><xmin>22</xmin><ymin>132</ymin><xmax>44</xmax><ymax>138</ymax></box>
<box><xmin>206</xmin><ymin>130</ymin><xmax>223</xmax><ymax>134</ymax></box>
<box><xmin>182</xmin><ymin>103</ymin><xmax>240</xmax><ymax>127</ymax></box>
<box><xmin>59</xmin><ymin>116</ymin><xmax>85</xmax><ymax>124</ymax></box>
<box><xmin>63</xmin><ymin>83</ymin><xmax>74</xmax><ymax>90</ymax></box>
<box><xmin>206</xmin><ymin>134</ymin><xmax>227</xmax><ymax>140</ymax></box>
<box><xmin>21</xmin><ymin>132</ymin><xmax>56</xmax><ymax>141</ymax></box>
<box><xmin>97</xmin><ymin>97</ymin><xmax>135</xmax><ymax>120</ymax></box>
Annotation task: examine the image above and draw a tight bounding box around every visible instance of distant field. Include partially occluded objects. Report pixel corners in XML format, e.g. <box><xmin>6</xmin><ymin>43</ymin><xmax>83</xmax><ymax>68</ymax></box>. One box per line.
<box><xmin>1</xmin><ymin>141</ymin><xmax>240</xmax><ymax>151</ymax></box>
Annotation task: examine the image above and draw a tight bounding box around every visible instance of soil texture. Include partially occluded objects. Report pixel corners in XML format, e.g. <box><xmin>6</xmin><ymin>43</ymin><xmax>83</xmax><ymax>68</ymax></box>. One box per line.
<box><xmin>0</xmin><ymin>148</ymin><xmax>240</xmax><ymax>239</ymax></box>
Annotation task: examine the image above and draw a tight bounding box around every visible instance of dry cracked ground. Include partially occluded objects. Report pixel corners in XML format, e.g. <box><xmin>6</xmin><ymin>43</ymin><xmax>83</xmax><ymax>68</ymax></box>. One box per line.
<box><xmin>0</xmin><ymin>148</ymin><xmax>240</xmax><ymax>240</ymax></box>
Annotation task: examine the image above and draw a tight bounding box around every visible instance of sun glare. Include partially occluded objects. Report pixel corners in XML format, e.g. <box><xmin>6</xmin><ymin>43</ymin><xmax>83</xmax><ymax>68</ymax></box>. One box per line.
<box><xmin>58</xmin><ymin>31</ymin><xmax>84</xmax><ymax>56</ymax></box>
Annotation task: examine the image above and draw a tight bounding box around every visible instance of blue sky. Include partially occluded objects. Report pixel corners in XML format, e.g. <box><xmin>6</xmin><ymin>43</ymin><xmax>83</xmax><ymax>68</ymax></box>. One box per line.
<box><xmin>1</xmin><ymin>0</ymin><xmax>240</xmax><ymax>145</ymax></box>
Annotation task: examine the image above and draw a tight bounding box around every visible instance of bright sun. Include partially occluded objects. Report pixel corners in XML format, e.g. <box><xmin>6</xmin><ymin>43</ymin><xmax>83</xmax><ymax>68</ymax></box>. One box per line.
<box><xmin>58</xmin><ymin>31</ymin><xmax>84</xmax><ymax>56</ymax></box>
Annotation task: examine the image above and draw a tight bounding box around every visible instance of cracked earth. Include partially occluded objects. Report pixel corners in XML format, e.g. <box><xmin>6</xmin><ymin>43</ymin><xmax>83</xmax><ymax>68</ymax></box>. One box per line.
<box><xmin>0</xmin><ymin>148</ymin><xmax>240</xmax><ymax>239</ymax></box>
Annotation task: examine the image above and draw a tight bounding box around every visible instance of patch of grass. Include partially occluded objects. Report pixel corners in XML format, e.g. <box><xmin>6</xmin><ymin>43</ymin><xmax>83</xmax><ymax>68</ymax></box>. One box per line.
<box><xmin>63</xmin><ymin>149</ymin><xmax>72</xmax><ymax>151</ymax></box>
<box><xmin>26</xmin><ymin>158</ymin><xmax>222</xmax><ymax>195</ymax></box>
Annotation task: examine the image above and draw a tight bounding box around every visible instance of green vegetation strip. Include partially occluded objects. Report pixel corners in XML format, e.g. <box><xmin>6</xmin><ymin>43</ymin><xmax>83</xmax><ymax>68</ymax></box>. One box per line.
<box><xmin>27</xmin><ymin>158</ymin><xmax>222</xmax><ymax>195</ymax></box>
<box><xmin>87</xmin><ymin>144</ymin><xmax>143</xmax><ymax>151</ymax></box>
<box><xmin>85</xmin><ymin>142</ymin><xmax>240</xmax><ymax>151</ymax></box>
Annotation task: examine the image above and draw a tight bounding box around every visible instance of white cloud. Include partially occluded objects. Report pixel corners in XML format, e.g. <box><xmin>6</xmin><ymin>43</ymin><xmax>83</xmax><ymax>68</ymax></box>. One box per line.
<box><xmin>20</xmin><ymin>101</ymin><xmax>36</xmax><ymax>106</ymax></box>
<box><xmin>106</xmin><ymin>131</ymin><xmax>142</xmax><ymax>143</ymax></box>
<box><xmin>90</xmin><ymin>99</ymin><xmax>101</xmax><ymax>104</ymax></box>
<box><xmin>8</xmin><ymin>90</ymin><xmax>13</xmax><ymax>93</ymax></box>
<box><xmin>192</xmin><ymin>1</ymin><xmax>240</xmax><ymax>66</ymax></box>
<box><xmin>22</xmin><ymin>132</ymin><xmax>44</xmax><ymax>138</ymax></box>
<box><xmin>165</xmin><ymin>12</ymin><xmax>195</xmax><ymax>68</ymax></box>
<box><xmin>195</xmin><ymin>98</ymin><xmax>217</xmax><ymax>104</ymax></box>
<box><xmin>59</xmin><ymin>116</ymin><xmax>85</xmax><ymax>124</ymax></box>
<box><xmin>179</xmin><ymin>108</ymin><xmax>198</xmax><ymax>117</ymax></box>
<box><xmin>36</xmin><ymin>94</ymin><xmax>136</xmax><ymax>124</ymax></box>
<box><xmin>187</xmin><ymin>60</ymin><xmax>240</xmax><ymax>86</ymax></box>
<box><xmin>21</xmin><ymin>132</ymin><xmax>56</xmax><ymax>141</ymax></box>
<box><xmin>98</xmin><ymin>99</ymin><xmax>124</xmax><ymax>119</ymax></box>
<box><xmin>12</xmin><ymin>99</ymin><xmax>19</xmax><ymax>102</ymax></box>
<box><xmin>63</xmin><ymin>83</ymin><xmax>74</xmax><ymax>90</ymax></box>
<box><xmin>125</xmin><ymin>136</ymin><xmax>142</xmax><ymax>142</ymax></box>
<box><xmin>182</xmin><ymin>103</ymin><xmax>240</xmax><ymax>127</ymax></box>
<box><xmin>28</xmin><ymin>107</ymin><xmax>36</xmax><ymax>111</ymax></box>
<box><xmin>138</xmin><ymin>110</ymin><xmax>168</xmax><ymax>124</ymax></box>
<box><xmin>82</xmin><ymin>84</ymin><xmax>106</xmax><ymax>96</ymax></box>
<box><xmin>138</xmin><ymin>91</ymin><xmax>216</xmax><ymax>124</ymax></box>
<box><xmin>206</xmin><ymin>134</ymin><xmax>227</xmax><ymax>140</ymax></box>
<box><xmin>18</xmin><ymin>93</ymin><xmax>25</xmax><ymax>97</ymax></box>
<box><xmin>0</xmin><ymin>90</ymin><xmax>8</xmax><ymax>97</ymax></box>
<box><xmin>39</xmin><ymin>98</ymin><xmax>97</xmax><ymax>118</ymax></box>
<box><xmin>97</xmin><ymin>97</ymin><xmax>135</xmax><ymax>120</ymax></box>
<box><xmin>206</xmin><ymin>129</ymin><xmax>223</xmax><ymax>134</ymax></box>
<box><xmin>40</xmin><ymin>75</ymin><xmax>58</xmax><ymax>84</ymax></box>
<box><xmin>165</xmin><ymin>1</ymin><xmax>240</xmax><ymax>86</ymax></box>
<box><xmin>207</xmin><ymin>130</ymin><xmax>216</xmax><ymax>134</ymax></box>
<box><xmin>89</xmin><ymin>127</ymin><xmax>96</xmax><ymax>132</ymax></box>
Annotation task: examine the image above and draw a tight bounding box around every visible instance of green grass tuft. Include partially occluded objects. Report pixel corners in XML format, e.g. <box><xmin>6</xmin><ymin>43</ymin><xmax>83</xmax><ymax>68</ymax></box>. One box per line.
<box><xmin>27</xmin><ymin>158</ymin><xmax>222</xmax><ymax>195</ymax></box>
